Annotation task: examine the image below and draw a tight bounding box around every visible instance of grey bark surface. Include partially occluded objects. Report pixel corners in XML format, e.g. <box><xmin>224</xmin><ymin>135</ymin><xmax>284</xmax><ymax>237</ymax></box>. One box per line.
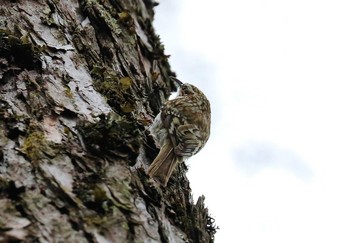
<box><xmin>0</xmin><ymin>0</ymin><xmax>216</xmax><ymax>242</ymax></box>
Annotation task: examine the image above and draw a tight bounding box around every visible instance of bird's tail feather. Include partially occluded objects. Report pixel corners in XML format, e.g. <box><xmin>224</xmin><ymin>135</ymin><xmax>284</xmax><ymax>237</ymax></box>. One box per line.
<box><xmin>147</xmin><ymin>142</ymin><xmax>179</xmax><ymax>186</ymax></box>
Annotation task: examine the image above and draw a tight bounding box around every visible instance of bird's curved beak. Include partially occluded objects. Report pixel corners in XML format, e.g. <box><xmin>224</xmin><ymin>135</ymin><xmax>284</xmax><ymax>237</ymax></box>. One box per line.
<box><xmin>170</xmin><ymin>76</ymin><xmax>183</xmax><ymax>87</ymax></box>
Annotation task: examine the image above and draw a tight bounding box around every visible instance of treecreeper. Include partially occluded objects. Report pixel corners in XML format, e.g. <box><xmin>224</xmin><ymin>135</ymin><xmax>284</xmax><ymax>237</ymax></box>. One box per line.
<box><xmin>147</xmin><ymin>77</ymin><xmax>211</xmax><ymax>186</ymax></box>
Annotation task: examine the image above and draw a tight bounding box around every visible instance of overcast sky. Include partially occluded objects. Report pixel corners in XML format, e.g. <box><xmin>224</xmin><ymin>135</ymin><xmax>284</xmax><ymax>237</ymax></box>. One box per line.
<box><xmin>154</xmin><ymin>1</ymin><xmax>350</xmax><ymax>242</ymax></box>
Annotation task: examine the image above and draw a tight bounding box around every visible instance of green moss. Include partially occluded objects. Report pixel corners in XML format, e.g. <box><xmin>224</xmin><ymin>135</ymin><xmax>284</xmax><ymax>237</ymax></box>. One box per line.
<box><xmin>78</xmin><ymin>112</ymin><xmax>141</xmax><ymax>159</ymax></box>
<box><xmin>22</xmin><ymin>131</ymin><xmax>46</xmax><ymax>161</ymax></box>
<box><xmin>93</xmin><ymin>184</ymin><xmax>109</xmax><ymax>202</ymax></box>
<box><xmin>0</xmin><ymin>28</ymin><xmax>42</xmax><ymax>70</ymax></box>
<box><xmin>91</xmin><ymin>65</ymin><xmax>136</xmax><ymax>113</ymax></box>
<box><xmin>20</xmin><ymin>126</ymin><xmax>59</xmax><ymax>161</ymax></box>
<box><xmin>65</xmin><ymin>87</ymin><xmax>74</xmax><ymax>98</ymax></box>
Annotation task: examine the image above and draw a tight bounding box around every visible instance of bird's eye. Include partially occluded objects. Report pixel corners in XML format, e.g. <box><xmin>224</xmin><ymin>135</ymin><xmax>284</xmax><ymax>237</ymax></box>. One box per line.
<box><xmin>182</xmin><ymin>84</ymin><xmax>192</xmax><ymax>93</ymax></box>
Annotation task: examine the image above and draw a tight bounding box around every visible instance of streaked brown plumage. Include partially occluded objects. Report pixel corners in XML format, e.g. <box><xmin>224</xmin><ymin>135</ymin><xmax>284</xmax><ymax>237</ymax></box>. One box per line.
<box><xmin>147</xmin><ymin>77</ymin><xmax>211</xmax><ymax>186</ymax></box>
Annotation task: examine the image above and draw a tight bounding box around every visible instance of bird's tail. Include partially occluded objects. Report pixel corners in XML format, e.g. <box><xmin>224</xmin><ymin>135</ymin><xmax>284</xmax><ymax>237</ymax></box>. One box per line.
<box><xmin>147</xmin><ymin>141</ymin><xmax>180</xmax><ymax>186</ymax></box>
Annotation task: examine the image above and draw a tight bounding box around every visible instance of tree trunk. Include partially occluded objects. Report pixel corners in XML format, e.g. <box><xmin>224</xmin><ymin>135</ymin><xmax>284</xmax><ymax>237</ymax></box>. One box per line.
<box><xmin>0</xmin><ymin>0</ymin><xmax>216</xmax><ymax>242</ymax></box>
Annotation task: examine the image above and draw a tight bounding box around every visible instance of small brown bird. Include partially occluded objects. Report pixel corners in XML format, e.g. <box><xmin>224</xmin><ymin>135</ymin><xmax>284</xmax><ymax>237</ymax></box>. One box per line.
<box><xmin>147</xmin><ymin>77</ymin><xmax>211</xmax><ymax>186</ymax></box>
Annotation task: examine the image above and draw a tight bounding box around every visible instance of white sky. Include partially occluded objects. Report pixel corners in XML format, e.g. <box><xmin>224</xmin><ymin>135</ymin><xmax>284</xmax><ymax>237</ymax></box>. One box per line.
<box><xmin>154</xmin><ymin>1</ymin><xmax>350</xmax><ymax>242</ymax></box>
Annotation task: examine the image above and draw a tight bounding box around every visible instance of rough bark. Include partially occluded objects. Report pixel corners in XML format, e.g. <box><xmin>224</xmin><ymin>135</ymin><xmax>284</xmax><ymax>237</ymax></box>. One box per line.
<box><xmin>0</xmin><ymin>0</ymin><xmax>216</xmax><ymax>242</ymax></box>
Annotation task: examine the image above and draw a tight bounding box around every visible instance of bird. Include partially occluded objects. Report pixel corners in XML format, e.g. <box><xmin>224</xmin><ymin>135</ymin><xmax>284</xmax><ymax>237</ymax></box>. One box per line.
<box><xmin>147</xmin><ymin>77</ymin><xmax>211</xmax><ymax>186</ymax></box>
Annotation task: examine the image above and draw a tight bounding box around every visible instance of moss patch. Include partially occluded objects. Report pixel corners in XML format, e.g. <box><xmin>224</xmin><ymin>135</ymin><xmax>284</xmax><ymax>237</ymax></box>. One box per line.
<box><xmin>77</xmin><ymin>112</ymin><xmax>141</xmax><ymax>160</ymax></box>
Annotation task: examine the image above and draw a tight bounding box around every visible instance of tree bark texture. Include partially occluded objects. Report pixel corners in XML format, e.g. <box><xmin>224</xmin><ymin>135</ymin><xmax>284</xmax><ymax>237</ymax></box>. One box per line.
<box><xmin>0</xmin><ymin>0</ymin><xmax>216</xmax><ymax>242</ymax></box>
